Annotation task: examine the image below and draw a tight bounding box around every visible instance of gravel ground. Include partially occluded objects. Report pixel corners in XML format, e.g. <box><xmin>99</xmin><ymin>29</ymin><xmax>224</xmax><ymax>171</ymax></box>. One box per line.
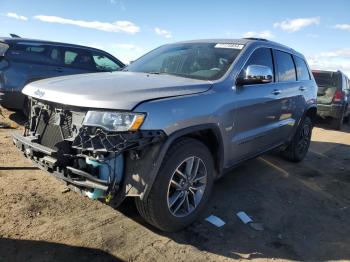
<box><xmin>1</xmin><ymin>106</ymin><xmax>350</xmax><ymax>262</ymax></box>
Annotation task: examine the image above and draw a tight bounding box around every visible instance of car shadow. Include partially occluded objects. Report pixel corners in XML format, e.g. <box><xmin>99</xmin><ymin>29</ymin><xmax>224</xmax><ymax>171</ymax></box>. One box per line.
<box><xmin>0</xmin><ymin>166</ymin><xmax>39</xmax><ymax>171</ymax></box>
<box><xmin>314</xmin><ymin>117</ymin><xmax>350</xmax><ymax>133</ymax></box>
<box><xmin>117</xmin><ymin>140</ymin><xmax>350</xmax><ymax>261</ymax></box>
<box><xmin>8</xmin><ymin>110</ymin><xmax>28</xmax><ymax>126</ymax></box>
<box><xmin>0</xmin><ymin>238</ymin><xmax>123</xmax><ymax>262</ymax></box>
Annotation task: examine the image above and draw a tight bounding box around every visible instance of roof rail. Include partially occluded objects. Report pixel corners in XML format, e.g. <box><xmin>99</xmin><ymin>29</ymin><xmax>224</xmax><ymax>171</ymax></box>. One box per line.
<box><xmin>10</xmin><ymin>34</ymin><xmax>21</xmax><ymax>38</ymax></box>
<box><xmin>242</xmin><ymin>37</ymin><xmax>268</xmax><ymax>42</ymax></box>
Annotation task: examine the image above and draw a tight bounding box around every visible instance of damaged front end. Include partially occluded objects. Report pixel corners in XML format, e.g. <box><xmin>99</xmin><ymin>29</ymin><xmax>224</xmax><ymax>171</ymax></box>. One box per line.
<box><xmin>12</xmin><ymin>98</ymin><xmax>165</xmax><ymax>203</ymax></box>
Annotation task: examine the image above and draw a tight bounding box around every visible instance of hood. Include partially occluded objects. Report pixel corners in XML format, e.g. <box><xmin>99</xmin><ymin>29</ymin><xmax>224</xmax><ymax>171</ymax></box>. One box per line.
<box><xmin>22</xmin><ymin>72</ymin><xmax>212</xmax><ymax>110</ymax></box>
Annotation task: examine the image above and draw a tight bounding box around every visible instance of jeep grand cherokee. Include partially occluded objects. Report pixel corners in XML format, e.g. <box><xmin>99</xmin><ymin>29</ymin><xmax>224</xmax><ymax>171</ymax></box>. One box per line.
<box><xmin>12</xmin><ymin>38</ymin><xmax>317</xmax><ymax>231</ymax></box>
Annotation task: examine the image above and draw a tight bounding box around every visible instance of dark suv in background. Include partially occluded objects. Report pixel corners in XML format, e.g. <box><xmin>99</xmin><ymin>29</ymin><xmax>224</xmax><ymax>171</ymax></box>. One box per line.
<box><xmin>0</xmin><ymin>37</ymin><xmax>124</xmax><ymax>112</ymax></box>
<box><xmin>312</xmin><ymin>70</ymin><xmax>350</xmax><ymax>129</ymax></box>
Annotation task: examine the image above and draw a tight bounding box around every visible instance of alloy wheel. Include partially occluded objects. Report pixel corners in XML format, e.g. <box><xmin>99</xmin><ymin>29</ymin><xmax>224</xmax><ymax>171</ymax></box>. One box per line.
<box><xmin>167</xmin><ymin>156</ymin><xmax>207</xmax><ymax>217</ymax></box>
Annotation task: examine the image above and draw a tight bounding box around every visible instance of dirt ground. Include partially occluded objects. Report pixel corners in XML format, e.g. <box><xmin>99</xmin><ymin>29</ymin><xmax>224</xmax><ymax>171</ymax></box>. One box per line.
<box><xmin>1</xmin><ymin>106</ymin><xmax>350</xmax><ymax>262</ymax></box>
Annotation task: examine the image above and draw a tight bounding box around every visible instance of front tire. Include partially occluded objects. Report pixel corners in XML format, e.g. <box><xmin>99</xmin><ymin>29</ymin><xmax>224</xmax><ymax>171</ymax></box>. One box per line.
<box><xmin>281</xmin><ymin>116</ymin><xmax>313</xmax><ymax>162</ymax></box>
<box><xmin>135</xmin><ymin>138</ymin><xmax>214</xmax><ymax>232</ymax></box>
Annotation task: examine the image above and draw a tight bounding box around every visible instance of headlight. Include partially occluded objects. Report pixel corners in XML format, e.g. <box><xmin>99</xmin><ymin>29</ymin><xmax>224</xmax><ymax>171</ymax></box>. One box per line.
<box><xmin>83</xmin><ymin>111</ymin><xmax>145</xmax><ymax>132</ymax></box>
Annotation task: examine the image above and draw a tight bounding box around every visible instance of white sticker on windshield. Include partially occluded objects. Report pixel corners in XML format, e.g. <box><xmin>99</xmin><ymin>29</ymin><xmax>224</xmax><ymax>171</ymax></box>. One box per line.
<box><xmin>215</xmin><ymin>43</ymin><xmax>244</xmax><ymax>49</ymax></box>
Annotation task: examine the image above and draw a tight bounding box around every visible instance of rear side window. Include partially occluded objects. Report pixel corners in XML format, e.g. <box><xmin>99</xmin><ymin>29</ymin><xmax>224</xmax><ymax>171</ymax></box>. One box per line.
<box><xmin>239</xmin><ymin>48</ymin><xmax>274</xmax><ymax>81</ymax></box>
<box><xmin>342</xmin><ymin>75</ymin><xmax>348</xmax><ymax>91</ymax></box>
<box><xmin>7</xmin><ymin>43</ymin><xmax>55</xmax><ymax>64</ymax></box>
<box><xmin>92</xmin><ymin>52</ymin><xmax>121</xmax><ymax>71</ymax></box>
<box><xmin>275</xmin><ymin>50</ymin><xmax>296</xmax><ymax>82</ymax></box>
<box><xmin>294</xmin><ymin>56</ymin><xmax>310</xmax><ymax>81</ymax></box>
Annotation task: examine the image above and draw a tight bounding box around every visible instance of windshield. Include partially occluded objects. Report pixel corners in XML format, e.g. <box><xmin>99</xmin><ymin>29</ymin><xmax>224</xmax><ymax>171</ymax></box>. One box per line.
<box><xmin>125</xmin><ymin>43</ymin><xmax>243</xmax><ymax>81</ymax></box>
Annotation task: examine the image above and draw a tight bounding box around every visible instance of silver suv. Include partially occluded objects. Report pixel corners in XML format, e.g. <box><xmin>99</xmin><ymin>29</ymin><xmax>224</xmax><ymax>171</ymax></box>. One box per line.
<box><xmin>12</xmin><ymin>38</ymin><xmax>317</xmax><ymax>231</ymax></box>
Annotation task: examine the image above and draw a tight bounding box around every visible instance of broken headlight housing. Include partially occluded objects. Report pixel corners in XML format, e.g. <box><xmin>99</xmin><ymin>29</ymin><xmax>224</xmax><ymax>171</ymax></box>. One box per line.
<box><xmin>83</xmin><ymin>111</ymin><xmax>145</xmax><ymax>132</ymax></box>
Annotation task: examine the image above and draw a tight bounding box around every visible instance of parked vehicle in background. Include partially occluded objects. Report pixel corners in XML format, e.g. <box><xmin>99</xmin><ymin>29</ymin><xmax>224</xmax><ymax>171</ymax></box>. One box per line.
<box><xmin>12</xmin><ymin>38</ymin><xmax>317</xmax><ymax>231</ymax></box>
<box><xmin>312</xmin><ymin>70</ymin><xmax>350</xmax><ymax>129</ymax></box>
<box><xmin>0</xmin><ymin>37</ymin><xmax>124</xmax><ymax>113</ymax></box>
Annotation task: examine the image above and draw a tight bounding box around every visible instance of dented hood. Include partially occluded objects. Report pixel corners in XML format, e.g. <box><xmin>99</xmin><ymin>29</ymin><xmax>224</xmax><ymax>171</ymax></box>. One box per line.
<box><xmin>22</xmin><ymin>72</ymin><xmax>212</xmax><ymax>110</ymax></box>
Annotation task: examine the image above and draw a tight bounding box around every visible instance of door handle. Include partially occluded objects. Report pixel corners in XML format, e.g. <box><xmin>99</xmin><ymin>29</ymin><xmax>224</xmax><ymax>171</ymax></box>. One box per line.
<box><xmin>299</xmin><ymin>86</ymin><xmax>307</xmax><ymax>91</ymax></box>
<box><xmin>272</xmin><ymin>89</ymin><xmax>282</xmax><ymax>95</ymax></box>
<box><xmin>55</xmin><ymin>67</ymin><xmax>63</xmax><ymax>73</ymax></box>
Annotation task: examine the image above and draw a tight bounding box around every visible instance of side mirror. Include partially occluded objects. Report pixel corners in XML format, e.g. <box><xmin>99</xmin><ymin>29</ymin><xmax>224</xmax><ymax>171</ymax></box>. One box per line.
<box><xmin>236</xmin><ymin>65</ymin><xmax>273</xmax><ymax>86</ymax></box>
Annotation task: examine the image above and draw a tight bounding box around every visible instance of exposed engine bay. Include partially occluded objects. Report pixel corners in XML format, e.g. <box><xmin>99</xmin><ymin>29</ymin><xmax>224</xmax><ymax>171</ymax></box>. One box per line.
<box><xmin>12</xmin><ymin>98</ymin><xmax>165</xmax><ymax>202</ymax></box>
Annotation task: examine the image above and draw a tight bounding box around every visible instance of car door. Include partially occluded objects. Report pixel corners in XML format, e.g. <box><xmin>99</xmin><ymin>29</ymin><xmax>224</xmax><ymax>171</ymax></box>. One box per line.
<box><xmin>293</xmin><ymin>55</ymin><xmax>314</xmax><ymax>132</ymax></box>
<box><xmin>229</xmin><ymin>47</ymin><xmax>286</xmax><ymax>163</ymax></box>
<box><xmin>7</xmin><ymin>43</ymin><xmax>54</xmax><ymax>85</ymax></box>
<box><xmin>44</xmin><ymin>46</ymin><xmax>66</xmax><ymax>78</ymax></box>
<box><xmin>271</xmin><ymin>50</ymin><xmax>302</xmax><ymax>141</ymax></box>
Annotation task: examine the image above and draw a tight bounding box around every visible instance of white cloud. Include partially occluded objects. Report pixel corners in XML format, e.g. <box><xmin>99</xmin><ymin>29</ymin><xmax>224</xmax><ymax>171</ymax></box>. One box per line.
<box><xmin>307</xmin><ymin>48</ymin><xmax>350</xmax><ymax>76</ymax></box>
<box><xmin>334</xmin><ymin>24</ymin><xmax>350</xmax><ymax>31</ymax></box>
<box><xmin>273</xmin><ymin>17</ymin><xmax>320</xmax><ymax>32</ymax></box>
<box><xmin>6</xmin><ymin>12</ymin><xmax>28</xmax><ymax>21</ymax></box>
<box><xmin>154</xmin><ymin>27</ymin><xmax>172</xmax><ymax>38</ymax></box>
<box><xmin>243</xmin><ymin>30</ymin><xmax>274</xmax><ymax>39</ymax></box>
<box><xmin>306</xmin><ymin>33</ymin><xmax>319</xmax><ymax>38</ymax></box>
<box><xmin>114</xmin><ymin>43</ymin><xmax>142</xmax><ymax>51</ymax></box>
<box><xmin>33</xmin><ymin>15</ymin><xmax>140</xmax><ymax>34</ymax></box>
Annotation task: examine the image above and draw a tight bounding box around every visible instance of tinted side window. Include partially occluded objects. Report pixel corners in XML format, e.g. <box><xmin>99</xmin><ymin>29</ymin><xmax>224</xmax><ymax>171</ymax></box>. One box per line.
<box><xmin>63</xmin><ymin>48</ymin><xmax>96</xmax><ymax>70</ymax></box>
<box><xmin>342</xmin><ymin>75</ymin><xmax>347</xmax><ymax>91</ymax></box>
<box><xmin>92</xmin><ymin>52</ymin><xmax>121</xmax><ymax>71</ymax></box>
<box><xmin>7</xmin><ymin>43</ymin><xmax>54</xmax><ymax>64</ymax></box>
<box><xmin>64</xmin><ymin>51</ymin><xmax>78</xmax><ymax>65</ymax></box>
<box><xmin>294</xmin><ymin>56</ymin><xmax>310</xmax><ymax>81</ymax></box>
<box><xmin>49</xmin><ymin>47</ymin><xmax>62</xmax><ymax>65</ymax></box>
<box><xmin>240</xmin><ymin>48</ymin><xmax>274</xmax><ymax>81</ymax></box>
<box><xmin>275</xmin><ymin>50</ymin><xmax>296</xmax><ymax>82</ymax></box>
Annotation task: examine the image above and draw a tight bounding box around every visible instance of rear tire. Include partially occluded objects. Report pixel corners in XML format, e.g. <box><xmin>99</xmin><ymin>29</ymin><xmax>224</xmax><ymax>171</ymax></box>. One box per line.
<box><xmin>135</xmin><ymin>138</ymin><xmax>214</xmax><ymax>232</ymax></box>
<box><xmin>281</xmin><ymin>116</ymin><xmax>313</xmax><ymax>162</ymax></box>
<box><xmin>343</xmin><ymin>105</ymin><xmax>349</xmax><ymax>124</ymax></box>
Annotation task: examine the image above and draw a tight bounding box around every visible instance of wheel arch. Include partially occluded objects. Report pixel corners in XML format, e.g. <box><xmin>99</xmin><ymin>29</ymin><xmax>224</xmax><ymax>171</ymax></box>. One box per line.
<box><xmin>142</xmin><ymin>124</ymin><xmax>224</xmax><ymax>199</ymax></box>
<box><xmin>305</xmin><ymin>105</ymin><xmax>317</xmax><ymax>124</ymax></box>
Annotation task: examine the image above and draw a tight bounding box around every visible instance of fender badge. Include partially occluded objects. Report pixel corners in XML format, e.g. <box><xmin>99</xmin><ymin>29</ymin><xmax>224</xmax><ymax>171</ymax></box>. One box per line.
<box><xmin>34</xmin><ymin>89</ymin><xmax>45</xmax><ymax>98</ymax></box>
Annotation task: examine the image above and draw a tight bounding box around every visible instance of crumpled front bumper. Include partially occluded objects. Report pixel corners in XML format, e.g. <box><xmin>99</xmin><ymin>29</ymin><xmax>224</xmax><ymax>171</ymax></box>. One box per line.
<box><xmin>12</xmin><ymin>127</ymin><xmax>167</xmax><ymax>202</ymax></box>
<box><xmin>12</xmin><ymin>131</ymin><xmax>110</xmax><ymax>192</ymax></box>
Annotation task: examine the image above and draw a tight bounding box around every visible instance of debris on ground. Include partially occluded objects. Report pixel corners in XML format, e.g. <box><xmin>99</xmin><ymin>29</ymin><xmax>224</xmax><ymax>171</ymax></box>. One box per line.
<box><xmin>237</xmin><ymin>211</ymin><xmax>264</xmax><ymax>231</ymax></box>
<box><xmin>236</xmin><ymin>211</ymin><xmax>253</xmax><ymax>224</ymax></box>
<box><xmin>249</xmin><ymin>222</ymin><xmax>264</xmax><ymax>231</ymax></box>
<box><xmin>0</xmin><ymin>122</ymin><xmax>18</xmax><ymax>129</ymax></box>
<box><xmin>0</xmin><ymin>122</ymin><xmax>11</xmax><ymax>129</ymax></box>
<box><xmin>61</xmin><ymin>187</ymin><xmax>70</xmax><ymax>194</ymax></box>
<box><xmin>205</xmin><ymin>215</ymin><xmax>226</xmax><ymax>227</ymax></box>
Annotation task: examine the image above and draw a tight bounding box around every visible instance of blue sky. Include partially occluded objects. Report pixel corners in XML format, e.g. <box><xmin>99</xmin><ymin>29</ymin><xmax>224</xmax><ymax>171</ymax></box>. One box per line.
<box><xmin>1</xmin><ymin>0</ymin><xmax>350</xmax><ymax>74</ymax></box>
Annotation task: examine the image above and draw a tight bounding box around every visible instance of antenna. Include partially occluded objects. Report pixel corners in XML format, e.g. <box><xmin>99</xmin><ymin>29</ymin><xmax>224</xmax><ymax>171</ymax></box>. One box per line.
<box><xmin>10</xmin><ymin>34</ymin><xmax>21</xmax><ymax>38</ymax></box>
